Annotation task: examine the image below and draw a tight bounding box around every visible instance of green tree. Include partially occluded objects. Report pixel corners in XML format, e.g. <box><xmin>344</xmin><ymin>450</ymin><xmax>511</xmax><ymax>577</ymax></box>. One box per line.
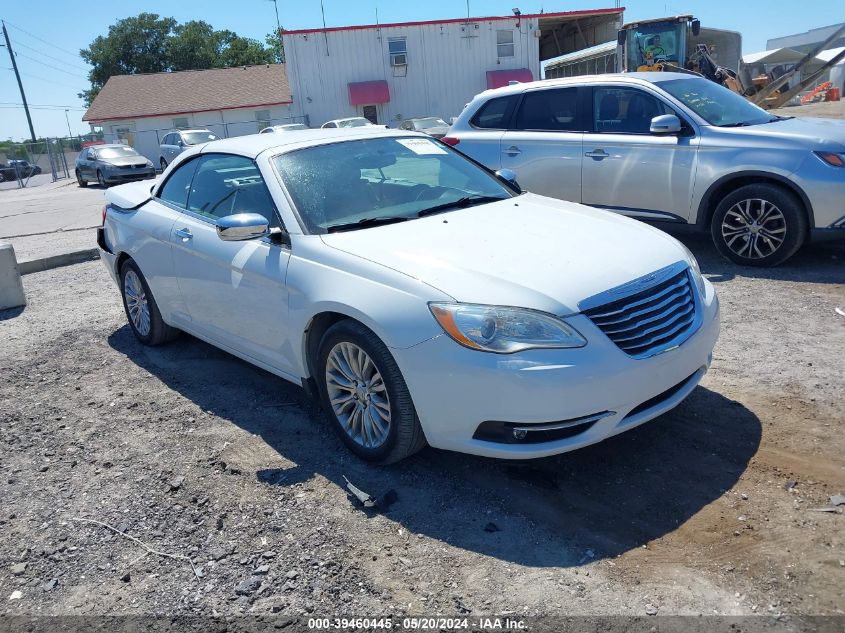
<box><xmin>79</xmin><ymin>14</ymin><xmax>278</xmax><ymax>106</ymax></box>
<box><xmin>79</xmin><ymin>13</ymin><xmax>177</xmax><ymax>105</ymax></box>
<box><xmin>265</xmin><ymin>31</ymin><xmax>285</xmax><ymax>63</ymax></box>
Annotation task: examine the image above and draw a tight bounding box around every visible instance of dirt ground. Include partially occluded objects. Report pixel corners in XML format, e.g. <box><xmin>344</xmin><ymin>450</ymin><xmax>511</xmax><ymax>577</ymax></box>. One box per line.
<box><xmin>0</xmin><ymin>232</ymin><xmax>843</xmax><ymax>623</ymax></box>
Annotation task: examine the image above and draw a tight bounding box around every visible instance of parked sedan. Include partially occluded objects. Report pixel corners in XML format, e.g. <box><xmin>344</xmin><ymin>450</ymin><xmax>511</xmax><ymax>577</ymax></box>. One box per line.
<box><xmin>75</xmin><ymin>145</ymin><xmax>155</xmax><ymax>187</ymax></box>
<box><xmin>260</xmin><ymin>124</ymin><xmax>310</xmax><ymax>133</ymax></box>
<box><xmin>1</xmin><ymin>159</ymin><xmax>42</xmax><ymax>180</ymax></box>
<box><xmin>445</xmin><ymin>73</ymin><xmax>845</xmax><ymax>266</ymax></box>
<box><xmin>397</xmin><ymin>117</ymin><xmax>450</xmax><ymax>138</ymax></box>
<box><xmin>97</xmin><ymin>128</ymin><xmax>719</xmax><ymax>464</ymax></box>
<box><xmin>321</xmin><ymin>117</ymin><xmax>378</xmax><ymax>129</ymax></box>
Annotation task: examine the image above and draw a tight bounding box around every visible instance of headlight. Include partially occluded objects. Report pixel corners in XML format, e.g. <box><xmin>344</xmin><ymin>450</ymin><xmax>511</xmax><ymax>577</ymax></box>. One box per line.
<box><xmin>146</xmin><ymin>160</ymin><xmax>154</xmax><ymax>168</ymax></box>
<box><xmin>680</xmin><ymin>245</ymin><xmax>706</xmax><ymax>298</ymax></box>
<box><xmin>814</xmin><ymin>151</ymin><xmax>845</xmax><ymax>167</ymax></box>
<box><xmin>429</xmin><ymin>303</ymin><xmax>586</xmax><ymax>353</ymax></box>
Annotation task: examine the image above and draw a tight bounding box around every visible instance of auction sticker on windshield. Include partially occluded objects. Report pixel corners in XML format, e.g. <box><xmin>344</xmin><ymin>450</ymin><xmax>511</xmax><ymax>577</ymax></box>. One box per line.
<box><xmin>397</xmin><ymin>138</ymin><xmax>447</xmax><ymax>155</ymax></box>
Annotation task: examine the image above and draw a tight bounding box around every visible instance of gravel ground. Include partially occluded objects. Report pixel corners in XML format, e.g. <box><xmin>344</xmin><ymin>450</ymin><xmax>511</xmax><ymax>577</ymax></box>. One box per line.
<box><xmin>0</xmin><ymin>233</ymin><xmax>843</xmax><ymax>621</ymax></box>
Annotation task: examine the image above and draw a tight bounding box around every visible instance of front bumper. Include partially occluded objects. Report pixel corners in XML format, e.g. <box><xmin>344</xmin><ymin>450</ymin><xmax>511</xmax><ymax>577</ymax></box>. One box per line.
<box><xmin>103</xmin><ymin>168</ymin><xmax>156</xmax><ymax>184</ymax></box>
<box><xmin>392</xmin><ymin>279</ymin><xmax>720</xmax><ymax>459</ymax></box>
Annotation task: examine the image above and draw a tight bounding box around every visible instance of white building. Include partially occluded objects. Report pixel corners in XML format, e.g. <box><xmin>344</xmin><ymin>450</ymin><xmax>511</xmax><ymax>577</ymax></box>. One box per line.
<box><xmin>83</xmin><ymin>64</ymin><xmax>301</xmax><ymax>162</ymax></box>
<box><xmin>283</xmin><ymin>8</ymin><xmax>622</xmax><ymax>127</ymax></box>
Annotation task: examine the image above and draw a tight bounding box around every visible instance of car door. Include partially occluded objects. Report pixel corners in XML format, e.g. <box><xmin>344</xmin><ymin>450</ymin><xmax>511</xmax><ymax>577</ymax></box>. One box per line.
<box><xmin>169</xmin><ymin>153</ymin><xmax>295</xmax><ymax>375</ymax></box>
<box><xmin>581</xmin><ymin>85</ymin><xmax>700</xmax><ymax>222</ymax></box>
<box><xmin>81</xmin><ymin>149</ymin><xmax>96</xmax><ymax>178</ymax></box>
<box><xmin>500</xmin><ymin>86</ymin><xmax>586</xmax><ymax>203</ymax></box>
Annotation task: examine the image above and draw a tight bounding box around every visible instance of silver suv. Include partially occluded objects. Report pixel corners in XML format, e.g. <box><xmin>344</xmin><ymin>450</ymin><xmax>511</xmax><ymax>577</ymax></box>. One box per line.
<box><xmin>158</xmin><ymin>129</ymin><xmax>218</xmax><ymax>170</ymax></box>
<box><xmin>445</xmin><ymin>73</ymin><xmax>845</xmax><ymax>266</ymax></box>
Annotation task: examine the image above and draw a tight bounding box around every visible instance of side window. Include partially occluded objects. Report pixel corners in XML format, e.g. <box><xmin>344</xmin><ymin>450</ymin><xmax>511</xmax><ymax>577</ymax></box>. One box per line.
<box><xmin>514</xmin><ymin>88</ymin><xmax>581</xmax><ymax>131</ymax></box>
<box><xmin>593</xmin><ymin>87</ymin><xmax>673</xmax><ymax>134</ymax></box>
<box><xmin>470</xmin><ymin>95</ymin><xmax>518</xmax><ymax>129</ymax></box>
<box><xmin>496</xmin><ymin>30</ymin><xmax>515</xmax><ymax>58</ymax></box>
<box><xmin>158</xmin><ymin>158</ymin><xmax>199</xmax><ymax>208</ymax></box>
<box><xmin>162</xmin><ymin>134</ymin><xmax>171</xmax><ymax>145</ymax></box>
<box><xmin>186</xmin><ymin>154</ymin><xmax>278</xmax><ymax>226</ymax></box>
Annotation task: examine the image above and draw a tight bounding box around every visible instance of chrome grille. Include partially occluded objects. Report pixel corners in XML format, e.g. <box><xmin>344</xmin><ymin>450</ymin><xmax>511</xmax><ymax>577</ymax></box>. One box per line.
<box><xmin>582</xmin><ymin>263</ymin><xmax>699</xmax><ymax>359</ymax></box>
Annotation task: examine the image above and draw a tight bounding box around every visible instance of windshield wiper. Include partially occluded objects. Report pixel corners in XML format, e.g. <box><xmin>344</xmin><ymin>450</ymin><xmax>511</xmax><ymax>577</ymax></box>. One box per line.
<box><xmin>325</xmin><ymin>216</ymin><xmax>411</xmax><ymax>233</ymax></box>
<box><xmin>718</xmin><ymin>121</ymin><xmax>754</xmax><ymax>127</ymax></box>
<box><xmin>417</xmin><ymin>195</ymin><xmax>509</xmax><ymax>218</ymax></box>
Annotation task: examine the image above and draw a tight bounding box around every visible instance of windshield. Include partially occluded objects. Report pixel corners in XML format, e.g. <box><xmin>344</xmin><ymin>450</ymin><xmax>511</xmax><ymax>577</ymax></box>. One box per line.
<box><xmin>337</xmin><ymin>118</ymin><xmax>371</xmax><ymax>128</ymax></box>
<box><xmin>658</xmin><ymin>77</ymin><xmax>775</xmax><ymax>126</ymax></box>
<box><xmin>96</xmin><ymin>147</ymin><xmax>139</xmax><ymax>159</ymax></box>
<box><xmin>274</xmin><ymin>136</ymin><xmax>514</xmax><ymax>233</ymax></box>
<box><xmin>626</xmin><ymin>21</ymin><xmax>685</xmax><ymax>68</ymax></box>
<box><xmin>414</xmin><ymin>118</ymin><xmax>448</xmax><ymax>130</ymax></box>
<box><xmin>182</xmin><ymin>131</ymin><xmax>218</xmax><ymax>145</ymax></box>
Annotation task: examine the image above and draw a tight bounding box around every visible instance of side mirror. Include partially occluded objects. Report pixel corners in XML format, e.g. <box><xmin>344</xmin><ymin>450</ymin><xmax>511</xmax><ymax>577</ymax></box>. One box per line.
<box><xmin>216</xmin><ymin>213</ymin><xmax>270</xmax><ymax>241</ymax></box>
<box><xmin>691</xmin><ymin>19</ymin><xmax>701</xmax><ymax>36</ymax></box>
<box><xmin>495</xmin><ymin>168</ymin><xmax>521</xmax><ymax>193</ymax></box>
<box><xmin>650</xmin><ymin>114</ymin><xmax>682</xmax><ymax>135</ymax></box>
<box><xmin>617</xmin><ymin>29</ymin><xmax>627</xmax><ymax>46</ymax></box>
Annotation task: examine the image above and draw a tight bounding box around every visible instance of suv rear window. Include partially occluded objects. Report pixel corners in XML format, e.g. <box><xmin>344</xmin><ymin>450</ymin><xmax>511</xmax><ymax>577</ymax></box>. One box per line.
<box><xmin>470</xmin><ymin>95</ymin><xmax>517</xmax><ymax>129</ymax></box>
<box><xmin>514</xmin><ymin>87</ymin><xmax>582</xmax><ymax>131</ymax></box>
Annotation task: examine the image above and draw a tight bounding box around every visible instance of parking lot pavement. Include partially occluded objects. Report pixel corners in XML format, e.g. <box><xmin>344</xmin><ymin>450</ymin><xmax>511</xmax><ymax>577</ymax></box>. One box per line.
<box><xmin>1</xmin><ymin>233</ymin><xmax>843</xmax><ymax>618</ymax></box>
<box><xmin>0</xmin><ymin>179</ymin><xmax>106</xmax><ymax>263</ymax></box>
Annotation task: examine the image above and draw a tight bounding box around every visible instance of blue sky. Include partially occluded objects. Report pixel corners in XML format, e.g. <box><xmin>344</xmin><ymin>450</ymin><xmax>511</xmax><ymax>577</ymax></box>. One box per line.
<box><xmin>1</xmin><ymin>0</ymin><xmax>842</xmax><ymax>140</ymax></box>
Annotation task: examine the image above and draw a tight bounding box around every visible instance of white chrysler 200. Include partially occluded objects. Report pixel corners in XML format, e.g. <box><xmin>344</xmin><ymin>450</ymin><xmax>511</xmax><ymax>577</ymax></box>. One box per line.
<box><xmin>97</xmin><ymin>128</ymin><xmax>720</xmax><ymax>463</ymax></box>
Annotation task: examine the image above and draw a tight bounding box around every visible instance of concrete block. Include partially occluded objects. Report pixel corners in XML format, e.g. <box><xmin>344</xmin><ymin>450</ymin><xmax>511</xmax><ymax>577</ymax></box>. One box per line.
<box><xmin>0</xmin><ymin>243</ymin><xmax>27</xmax><ymax>311</ymax></box>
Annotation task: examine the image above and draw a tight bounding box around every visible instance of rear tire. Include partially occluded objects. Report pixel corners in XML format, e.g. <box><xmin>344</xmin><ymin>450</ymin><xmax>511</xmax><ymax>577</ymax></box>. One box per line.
<box><xmin>710</xmin><ymin>183</ymin><xmax>806</xmax><ymax>267</ymax></box>
<box><xmin>119</xmin><ymin>259</ymin><xmax>180</xmax><ymax>346</ymax></box>
<box><xmin>76</xmin><ymin>170</ymin><xmax>87</xmax><ymax>187</ymax></box>
<box><xmin>316</xmin><ymin>320</ymin><xmax>426</xmax><ymax>464</ymax></box>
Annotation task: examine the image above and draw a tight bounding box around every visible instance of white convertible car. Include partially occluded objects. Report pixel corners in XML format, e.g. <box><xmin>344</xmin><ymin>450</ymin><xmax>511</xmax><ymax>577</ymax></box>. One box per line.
<box><xmin>97</xmin><ymin>128</ymin><xmax>720</xmax><ymax>463</ymax></box>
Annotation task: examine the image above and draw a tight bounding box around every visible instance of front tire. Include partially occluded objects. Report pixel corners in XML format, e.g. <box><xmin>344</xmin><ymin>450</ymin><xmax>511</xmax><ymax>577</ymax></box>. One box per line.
<box><xmin>76</xmin><ymin>170</ymin><xmax>87</xmax><ymax>187</ymax></box>
<box><xmin>119</xmin><ymin>259</ymin><xmax>179</xmax><ymax>346</ymax></box>
<box><xmin>316</xmin><ymin>320</ymin><xmax>426</xmax><ymax>464</ymax></box>
<box><xmin>97</xmin><ymin>170</ymin><xmax>108</xmax><ymax>188</ymax></box>
<box><xmin>711</xmin><ymin>183</ymin><xmax>806</xmax><ymax>267</ymax></box>
<box><xmin>160</xmin><ymin>158</ymin><xmax>167</xmax><ymax>172</ymax></box>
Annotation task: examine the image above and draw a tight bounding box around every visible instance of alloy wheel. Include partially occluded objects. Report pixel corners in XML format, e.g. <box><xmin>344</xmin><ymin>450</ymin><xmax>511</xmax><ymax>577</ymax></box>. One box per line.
<box><xmin>97</xmin><ymin>171</ymin><xmax>106</xmax><ymax>187</ymax></box>
<box><xmin>721</xmin><ymin>198</ymin><xmax>787</xmax><ymax>260</ymax></box>
<box><xmin>124</xmin><ymin>269</ymin><xmax>151</xmax><ymax>336</ymax></box>
<box><xmin>325</xmin><ymin>342</ymin><xmax>391</xmax><ymax>449</ymax></box>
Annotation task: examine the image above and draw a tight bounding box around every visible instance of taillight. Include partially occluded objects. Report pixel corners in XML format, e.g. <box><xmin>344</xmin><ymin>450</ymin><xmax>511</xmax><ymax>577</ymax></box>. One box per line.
<box><xmin>440</xmin><ymin>136</ymin><xmax>460</xmax><ymax>146</ymax></box>
<box><xmin>101</xmin><ymin>205</ymin><xmax>108</xmax><ymax>226</ymax></box>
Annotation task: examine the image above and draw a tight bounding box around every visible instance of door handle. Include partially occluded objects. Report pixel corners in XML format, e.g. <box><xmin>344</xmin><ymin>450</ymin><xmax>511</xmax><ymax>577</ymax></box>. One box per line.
<box><xmin>505</xmin><ymin>145</ymin><xmax>522</xmax><ymax>156</ymax></box>
<box><xmin>174</xmin><ymin>227</ymin><xmax>193</xmax><ymax>240</ymax></box>
<box><xmin>585</xmin><ymin>149</ymin><xmax>609</xmax><ymax>159</ymax></box>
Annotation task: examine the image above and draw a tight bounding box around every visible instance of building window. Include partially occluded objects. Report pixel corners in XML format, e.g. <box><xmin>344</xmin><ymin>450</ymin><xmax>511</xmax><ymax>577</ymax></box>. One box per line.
<box><xmin>172</xmin><ymin>117</ymin><xmax>189</xmax><ymax>129</ymax></box>
<box><xmin>255</xmin><ymin>109</ymin><xmax>272</xmax><ymax>132</ymax></box>
<box><xmin>388</xmin><ymin>37</ymin><xmax>407</xmax><ymax>66</ymax></box>
<box><xmin>497</xmin><ymin>30</ymin><xmax>515</xmax><ymax>58</ymax></box>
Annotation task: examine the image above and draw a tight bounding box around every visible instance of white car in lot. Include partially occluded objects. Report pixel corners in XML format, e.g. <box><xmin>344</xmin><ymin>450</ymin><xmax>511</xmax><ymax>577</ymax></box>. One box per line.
<box><xmin>97</xmin><ymin>128</ymin><xmax>720</xmax><ymax>463</ymax></box>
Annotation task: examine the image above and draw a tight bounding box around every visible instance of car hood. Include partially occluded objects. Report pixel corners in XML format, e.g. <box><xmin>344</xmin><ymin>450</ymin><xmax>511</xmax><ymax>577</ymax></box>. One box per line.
<box><xmin>319</xmin><ymin>194</ymin><xmax>689</xmax><ymax>315</ymax></box>
<box><xmin>716</xmin><ymin>117</ymin><xmax>845</xmax><ymax>150</ymax></box>
<box><xmin>104</xmin><ymin>157</ymin><xmax>150</xmax><ymax>167</ymax></box>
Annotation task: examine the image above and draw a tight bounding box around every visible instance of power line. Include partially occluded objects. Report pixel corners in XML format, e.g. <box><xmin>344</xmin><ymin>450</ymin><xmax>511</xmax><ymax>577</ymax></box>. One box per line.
<box><xmin>11</xmin><ymin>39</ymin><xmax>89</xmax><ymax>72</ymax></box>
<box><xmin>0</xmin><ymin>104</ymin><xmax>86</xmax><ymax>111</ymax></box>
<box><xmin>3</xmin><ymin>19</ymin><xmax>85</xmax><ymax>59</ymax></box>
<box><xmin>0</xmin><ymin>101</ymin><xmax>85</xmax><ymax>108</ymax></box>
<box><xmin>15</xmin><ymin>71</ymin><xmax>84</xmax><ymax>90</ymax></box>
<box><xmin>13</xmin><ymin>51</ymin><xmax>89</xmax><ymax>78</ymax></box>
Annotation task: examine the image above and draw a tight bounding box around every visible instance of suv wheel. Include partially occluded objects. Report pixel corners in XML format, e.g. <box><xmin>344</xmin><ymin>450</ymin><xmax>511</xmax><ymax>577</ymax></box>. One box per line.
<box><xmin>316</xmin><ymin>320</ymin><xmax>426</xmax><ymax>464</ymax></box>
<box><xmin>711</xmin><ymin>183</ymin><xmax>806</xmax><ymax>267</ymax></box>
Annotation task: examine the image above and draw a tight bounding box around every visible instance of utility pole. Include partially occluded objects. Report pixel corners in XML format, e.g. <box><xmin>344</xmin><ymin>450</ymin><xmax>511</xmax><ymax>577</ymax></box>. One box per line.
<box><xmin>2</xmin><ymin>20</ymin><xmax>36</xmax><ymax>142</ymax></box>
<box><xmin>267</xmin><ymin>0</ymin><xmax>284</xmax><ymax>62</ymax></box>
<box><xmin>64</xmin><ymin>109</ymin><xmax>73</xmax><ymax>138</ymax></box>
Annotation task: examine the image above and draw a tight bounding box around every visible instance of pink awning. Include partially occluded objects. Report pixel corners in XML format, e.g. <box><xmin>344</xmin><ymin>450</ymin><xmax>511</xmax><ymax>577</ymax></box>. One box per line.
<box><xmin>348</xmin><ymin>80</ymin><xmax>390</xmax><ymax>105</ymax></box>
<box><xmin>486</xmin><ymin>68</ymin><xmax>533</xmax><ymax>89</ymax></box>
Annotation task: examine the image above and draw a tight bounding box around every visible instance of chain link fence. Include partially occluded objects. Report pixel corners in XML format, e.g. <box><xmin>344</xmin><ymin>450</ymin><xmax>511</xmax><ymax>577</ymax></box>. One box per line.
<box><xmin>102</xmin><ymin>114</ymin><xmax>310</xmax><ymax>166</ymax></box>
<box><xmin>0</xmin><ymin>137</ymin><xmax>96</xmax><ymax>189</ymax></box>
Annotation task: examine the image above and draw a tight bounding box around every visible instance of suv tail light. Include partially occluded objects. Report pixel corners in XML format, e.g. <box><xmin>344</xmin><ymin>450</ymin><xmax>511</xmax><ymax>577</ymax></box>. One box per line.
<box><xmin>440</xmin><ymin>136</ymin><xmax>460</xmax><ymax>146</ymax></box>
<box><xmin>101</xmin><ymin>205</ymin><xmax>108</xmax><ymax>226</ymax></box>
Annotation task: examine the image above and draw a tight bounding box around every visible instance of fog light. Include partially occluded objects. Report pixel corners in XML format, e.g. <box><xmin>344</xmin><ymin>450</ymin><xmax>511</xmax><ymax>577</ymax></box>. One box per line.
<box><xmin>512</xmin><ymin>429</ymin><xmax>528</xmax><ymax>441</ymax></box>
